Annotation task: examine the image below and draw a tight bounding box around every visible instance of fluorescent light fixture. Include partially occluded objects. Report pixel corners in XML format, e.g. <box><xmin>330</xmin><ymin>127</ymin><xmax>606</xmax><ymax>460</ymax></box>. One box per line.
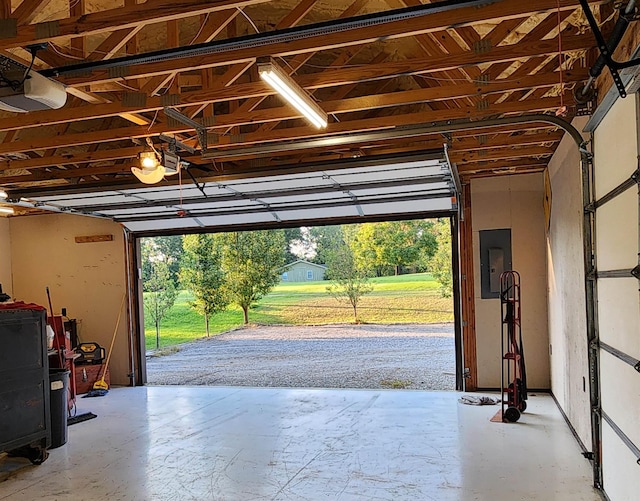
<box><xmin>258</xmin><ymin>60</ymin><xmax>328</xmax><ymax>129</ymax></box>
<box><xmin>0</xmin><ymin>206</ymin><xmax>14</xmax><ymax>215</ymax></box>
<box><xmin>0</xmin><ymin>190</ymin><xmax>6</xmax><ymax>199</ymax></box>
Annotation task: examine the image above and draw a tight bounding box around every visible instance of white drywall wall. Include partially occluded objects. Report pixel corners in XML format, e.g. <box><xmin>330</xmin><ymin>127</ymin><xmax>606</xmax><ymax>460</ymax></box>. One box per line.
<box><xmin>9</xmin><ymin>214</ymin><xmax>130</xmax><ymax>385</ymax></box>
<box><xmin>546</xmin><ymin>116</ymin><xmax>591</xmax><ymax>449</ymax></box>
<box><xmin>471</xmin><ymin>173</ymin><xmax>549</xmax><ymax>389</ymax></box>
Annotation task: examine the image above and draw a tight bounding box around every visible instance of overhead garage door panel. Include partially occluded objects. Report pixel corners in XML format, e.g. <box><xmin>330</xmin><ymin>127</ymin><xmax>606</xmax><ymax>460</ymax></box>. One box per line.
<box><xmin>23</xmin><ymin>152</ymin><xmax>459</xmax><ymax>234</ymax></box>
<box><xmin>601</xmin><ymin>422</ymin><xmax>640</xmax><ymax>501</ymax></box>
<box><xmin>597</xmin><ymin>278</ymin><xmax>640</xmax><ymax>359</ymax></box>
<box><xmin>600</xmin><ymin>354</ymin><xmax>640</xmax><ymax>449</ymax></box>
<box><xmin>595</xmin><ymin>189</ymin><xmax>639</xmax><ymax>271</ymax></box>
<box><xmin>593</xmin><ymin>93</ymin><xmax>638</xmax><ymax>198</ymax></box>
<box><xmin>124</xmin><ymin>218</ymin><xmax>204</xmax><ymax>233</ymax></box>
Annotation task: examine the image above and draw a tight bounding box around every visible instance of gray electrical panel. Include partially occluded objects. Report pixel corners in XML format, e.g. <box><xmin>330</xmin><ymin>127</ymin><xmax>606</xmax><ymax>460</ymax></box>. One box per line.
<box><xmin>480</xmin><ymin>229</ymin><xmax>512</xmax><ymax>299</ymax></box>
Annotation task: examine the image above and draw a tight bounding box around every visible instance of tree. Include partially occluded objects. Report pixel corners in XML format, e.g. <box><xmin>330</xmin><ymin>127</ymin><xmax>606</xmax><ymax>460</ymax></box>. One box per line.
<box><xmin>180</xmin><ymin>234</ymin><xmax>228</xmax><ymax>336</ymax></box>
<box><xmin>428</xmin><ymin>219</ymin><xmax>453</xmax><ymax>298</ymax></box>
<box><xmin>219</xmin><ymin>230</ymin><xmax>286</xmax><ymax>324</ymax></box>
<box><xmin>325</xmin><ymin>239</ymin><xmax>373</xmax><ymax>323</ymax></box>
<box><xmin>144</xmin><ymin>258</ymin><xmax>178</xmax><ymax>349</ymax></box>
<box><xmin>141</xmin><ymin>236</ymin><xmax>183</xmax><ymax>287</ymax></box>
<box><xmin>308</xmin><ymin>225</ymin><xmax>344</xmax><ymax>264</ymax></box>
<box><xmin>352</xmin><ymin>220</ymin><xmax>437</xmax><ymax>276</ymax></box>
<box><xmin>283</xmin><ymin>227</ymin><xmax>304</xmax><ymax>263</ymax></box>
<box><xmin>288</xmin><ymin>227</ymin><xmax>317</xmax><ymax>262</ymax></box>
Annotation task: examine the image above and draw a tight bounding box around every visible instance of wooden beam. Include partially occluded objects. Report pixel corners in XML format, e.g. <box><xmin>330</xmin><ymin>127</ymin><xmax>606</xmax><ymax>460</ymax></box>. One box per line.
<box><xmin>0</xmin><ymin>36</ymin><xmax>590</xmax><ymax>132</ymax></box>
<box><xmin>86</xmin><ymin>26</ymin><xmax>145</xmax><ymax>61</ymax></box>
<box><xmin>0</xmin><ymin>0</ymin><xmax>269</xmax><ymax>50</ymax></box>
<box><xmin>0</xmin><ymin>68</ymin><xmax>580</xmax><ymax>141</ymax></box>
<box><xmin>0</xmin><ymin>0</ymin><xmax>10</xmax><ymax>18</ymax></box>
<box><xmin>54</xmin><ymin>1</ymin><xmax>598</xmax><ymax>87</ymax></box>
<box><xmin>0</xmin><ymin>146</ymin><xmax>145</xmax><ymax>172</ymax></box>
<box><xmin>452</xmin><ymin>145</ymin><xmax>554</xmax><ymax>163</ymax></box>
<box><xmin>459</xmin><ymin>184</ymin><xmax>477</xmax><ymax>391</ymax></box>
<box><xmin>0</xmin><ymin>94</ymin><xmax>568</xmax><ymax>156</ymax></box>
<box><xmin>12</xmin><ymin>0</ymin><xmax>56</xmax><ymax>24</ymax></box>
<box><xmin>140</xmin><ymin>8</ymin><xmax>240</xmax><ymax>96</ymax></box>
<box><xmin>0</xmin><ymin>164</ymin><xmax>131</xmax><ymax>183</ymax></box>
<box><xmin>75</xmin><ymin>234</ymin><xmax>114</xmax><ymax>243</ymax></box>
<box><xmin>457</xmin><ymin>157</ymin><xmax>548</xmax><ymax>173</ymax></box>
<box><xmin>1</xmin><ymin>130</ymin><xmax>560</xmax><ymax>174</ymax></box>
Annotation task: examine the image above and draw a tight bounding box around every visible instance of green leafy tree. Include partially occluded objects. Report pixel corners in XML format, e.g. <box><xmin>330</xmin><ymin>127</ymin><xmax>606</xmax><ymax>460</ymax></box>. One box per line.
<box><xmin>428</xmin><ymin>218</ymin><xmax>453</xmax><ymax>298</ymax></box>
<box><xmin>180</xmin><ymin>234</ymin><xmax>228</xmax><ymax>336</ymax></box>
<box><xmin>141</xmin><ymin>236</ymin><xmax>183</xmax><ymax>287</ymax></box>
<box><xmin>325</xmin><ymin>239</ymin><xmax>373</xmax><ymax>323</ymax></box>
<box><xmin>144</xmin><ymin>258</ymin><xmax>178</xmax><ymax>349</ymax></box>
<box><xmin>219</xmin><ymin>230</ymin><xmax>286</xmax><ymax>324</ymax></box>
<box><xmin>283</xmin><ymin>227</ymin><xmax>304</xmax><ymax>263</ymax></box>
<box><xmin>308</xmin><ymin>225</ymin><xmax>344</xmax><ymax>265</ymax></box>
<box><xmin>352</xmin><ymin>220</ymin><xmax>437</xmax><ymax>276</ymax></box>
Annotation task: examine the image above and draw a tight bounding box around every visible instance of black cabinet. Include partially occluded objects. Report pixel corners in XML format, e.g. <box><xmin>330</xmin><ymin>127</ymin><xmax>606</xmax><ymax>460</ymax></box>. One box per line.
<box><xmin>0</xmin><ymin>308</ymin><xmax>50</xmax><ymax>464</ymax></box>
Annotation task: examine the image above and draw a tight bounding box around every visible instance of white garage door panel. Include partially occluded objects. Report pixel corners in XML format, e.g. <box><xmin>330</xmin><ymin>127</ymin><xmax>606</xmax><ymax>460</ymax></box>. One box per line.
<box><xmin>600</xmin><ymin>353</ymin><xmax>640</xmax><ymax>448</ymax></box>
<box><xmin>24</xmin><ymin>154</ymin><xmax>457</xmax><ymax>233</ymax></box>
<box><xmin>197</xmin><ymin>213</ymin><xmax>275</xmax><ymax>227</ymax></box>
<box><xmin>123</xmin><ymin>218</ymin><xmax>202</xmax><ymax>232</ymax></box>
<box><xmin>595</xmin><ymin>189</ymin><xmax>638</xmax><ymax>271</ymax></box>
<box><xmin>593</xmin><ymin>94</ymin><xmax>638</xmax><ymax>197</ymax></box>
<box><xmin>602</xmin><ymin>421</ymin><xmax>640</xmax><ymax>501</ymax></box>
<box><xmin>597</xmin><ymin>278</ymin><xmax>640</xmax><ymax>358</ymax></box>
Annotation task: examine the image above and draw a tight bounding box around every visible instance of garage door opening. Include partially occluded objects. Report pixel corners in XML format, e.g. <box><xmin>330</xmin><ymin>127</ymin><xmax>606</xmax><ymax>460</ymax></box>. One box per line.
<box><xmin>140</xmin><ymin>218</ymin><xmax>458</xmax><ymax>390</ymax></box>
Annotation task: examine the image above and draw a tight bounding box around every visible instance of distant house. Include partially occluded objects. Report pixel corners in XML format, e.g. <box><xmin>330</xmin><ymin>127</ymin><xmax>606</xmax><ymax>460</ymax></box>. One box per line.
<box><xmin>280</xmin><ymin>260</ymin><xmax>327</xmax><ymax>282</ymax></box>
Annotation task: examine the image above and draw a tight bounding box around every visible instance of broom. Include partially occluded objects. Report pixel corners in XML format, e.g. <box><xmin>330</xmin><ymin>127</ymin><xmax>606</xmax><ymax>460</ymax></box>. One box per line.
<box><xmin>86</xmin><ymin>294</ymin><xmax>126</xmax><ymax>397</ymax></box>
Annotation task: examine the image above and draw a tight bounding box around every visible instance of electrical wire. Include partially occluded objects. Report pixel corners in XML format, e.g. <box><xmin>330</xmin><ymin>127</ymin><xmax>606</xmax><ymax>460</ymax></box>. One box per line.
<box><xmin>147</xmin><ymin>110</ymin><xmax>160</xmax><ymax>131</ymax></box>
<box><xmin>0</xmin><ymin>50</ymin><xmax>36</xmax><ymax>90</ymax></box>
<box><xmin>189</xmin><ymin>13</ymin><xmax>210</xmax><ymax>44</ymax></box>
<box><xmin>48</xmin><ymin>42</ymin><xmax>85</xmax><ymax>61</ymax></box>
<box><xmin>237</xmin><ymin>7</ymin><xmax>260</xmax><ymax>34</ymax></box>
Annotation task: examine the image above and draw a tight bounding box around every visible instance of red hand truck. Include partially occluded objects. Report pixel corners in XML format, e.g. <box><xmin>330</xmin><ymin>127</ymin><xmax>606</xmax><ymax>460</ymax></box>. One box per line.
<box><xmin>500</xmin><ymin>270</ymin><xmax>528</xmax><ymax>423</ymax></box>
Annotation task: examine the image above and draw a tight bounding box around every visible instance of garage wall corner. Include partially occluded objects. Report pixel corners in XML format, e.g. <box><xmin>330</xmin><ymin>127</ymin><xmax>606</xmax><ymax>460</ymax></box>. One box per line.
<box><xmin>471</xmin><ymin>173</ymin><xmax>549</xmax><ymax>389</ymax></box>
<box><xmin>546</xmin><ymin>116</ymin><xmax>591</xmax><ymax>450</ymax></box>
<box><xmin>9</xmin><ymin>214</ymin><xmax>130</xmax><ymax>386</ymax></box>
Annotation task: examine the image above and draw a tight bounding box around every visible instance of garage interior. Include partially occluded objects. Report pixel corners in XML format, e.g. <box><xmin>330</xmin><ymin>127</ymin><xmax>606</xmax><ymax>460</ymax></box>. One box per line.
<box><xmin>0</xmin><ymin>0</ymin><xmax>639</xmax><ymax>499</ymax></box>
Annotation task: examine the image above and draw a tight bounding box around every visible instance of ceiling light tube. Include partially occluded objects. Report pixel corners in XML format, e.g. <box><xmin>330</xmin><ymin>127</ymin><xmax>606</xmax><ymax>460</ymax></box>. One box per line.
<box><xmin>0</xmin><ymin>206</ymin><xmax>14</xmax><ymax>215</ymax></box>
<box><xmin>258</xmin><ymin>61</ymin><xmax>328</xmax><ymax>129</ymax></box>
<box><xmin>0</xmin><ymin>190</ymin><xmax>7</xmax><ymax>199</ymax></box>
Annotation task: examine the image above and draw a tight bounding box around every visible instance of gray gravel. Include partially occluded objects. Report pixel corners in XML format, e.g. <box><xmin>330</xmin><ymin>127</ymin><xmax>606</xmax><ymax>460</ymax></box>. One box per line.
<box><xmin>146</xmin><ymin>323</ymin><xmax>455</xmax><ymax>390</ymax></box>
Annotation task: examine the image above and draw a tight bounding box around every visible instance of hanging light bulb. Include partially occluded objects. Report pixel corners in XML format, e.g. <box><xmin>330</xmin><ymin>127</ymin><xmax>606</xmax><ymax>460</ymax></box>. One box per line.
<box><xmin>132</xmin><ymin>139</ymin><xmax>165</xmax><ymax>184</ymax></box>
<box><xmin>138</xmin><ymin>150</ymin><xmax>160</xmax><ymax>169</ymax></box>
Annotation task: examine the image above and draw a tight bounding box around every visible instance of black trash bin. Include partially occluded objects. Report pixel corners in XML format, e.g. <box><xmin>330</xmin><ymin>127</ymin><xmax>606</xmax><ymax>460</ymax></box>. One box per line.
<box><xmin>48</xmin><ymin>369</ymin><xmax>69</xmax><ymax>449</ymax></box>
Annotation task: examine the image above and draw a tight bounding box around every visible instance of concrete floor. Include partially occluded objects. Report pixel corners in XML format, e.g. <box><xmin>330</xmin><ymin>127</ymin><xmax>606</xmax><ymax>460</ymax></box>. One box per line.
<box><xmin>0</xmin><ymin>387</ymin><xmax>600</xmax><ymax>501</ymax></box>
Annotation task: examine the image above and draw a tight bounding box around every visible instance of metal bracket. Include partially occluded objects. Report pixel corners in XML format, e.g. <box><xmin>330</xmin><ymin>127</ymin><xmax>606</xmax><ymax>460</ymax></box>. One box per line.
<box><xmin>579</xmin><ymin>0</ymin><xmax>640</xmax><ymax>98</ymax></box>
<box><xmin>163</xmin><ymin>107</ymin><xmax>208</xmax><ymax>151</ymax></box>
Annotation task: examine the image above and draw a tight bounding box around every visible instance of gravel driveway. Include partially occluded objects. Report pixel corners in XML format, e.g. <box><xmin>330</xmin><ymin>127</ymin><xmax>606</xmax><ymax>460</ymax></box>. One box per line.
<box><xmin>146</xmin><ymin>323</ymin><xmax>455</xmax><ymax>390</ymax></box>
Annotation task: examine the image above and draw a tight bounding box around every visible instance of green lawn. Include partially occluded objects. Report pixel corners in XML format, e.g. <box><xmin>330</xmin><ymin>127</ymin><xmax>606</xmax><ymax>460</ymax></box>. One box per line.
<box><xmin>144</xmin><ymin>273</ymin><xmax>453</xmax><ymax>350</ymax></box>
